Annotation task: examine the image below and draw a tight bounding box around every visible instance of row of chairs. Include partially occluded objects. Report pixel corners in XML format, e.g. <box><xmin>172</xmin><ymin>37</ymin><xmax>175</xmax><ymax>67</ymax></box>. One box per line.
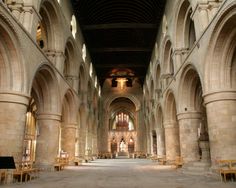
<box><xmin>0</xmin><ymin>161</ymin><xmax>40</xmax><ymax>184</ymax></box>
<box><xmin>150</xmin><ymin>155</ymin><xmax>183</xmax><ymax>168</ymax></box>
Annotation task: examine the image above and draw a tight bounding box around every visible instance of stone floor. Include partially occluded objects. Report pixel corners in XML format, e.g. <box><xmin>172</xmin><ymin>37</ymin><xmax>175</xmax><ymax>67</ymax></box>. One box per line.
<box><xmin>2</xmin><ymin>159</ymin><xmax>236</xmax><ymax>188</ymax></box>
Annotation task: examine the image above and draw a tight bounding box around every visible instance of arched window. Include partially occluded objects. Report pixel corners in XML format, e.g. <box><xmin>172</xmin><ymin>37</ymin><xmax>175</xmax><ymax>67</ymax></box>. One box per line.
<box><xmin>71</xmin><ymin>15</ymin><xmax>77</xmax><ymax>38</ymax></box>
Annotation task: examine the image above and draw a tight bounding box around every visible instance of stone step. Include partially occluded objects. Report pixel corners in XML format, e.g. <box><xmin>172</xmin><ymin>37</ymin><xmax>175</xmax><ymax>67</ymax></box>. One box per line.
<box><xmin>116</xmin><ymin>156</ymin><xmax>129</xmax><ymax>159</ymax></box>
<box><xmin>181</xmin><ymin>162</ymin><xmax>211</xmax><ymax>176</ymax></box>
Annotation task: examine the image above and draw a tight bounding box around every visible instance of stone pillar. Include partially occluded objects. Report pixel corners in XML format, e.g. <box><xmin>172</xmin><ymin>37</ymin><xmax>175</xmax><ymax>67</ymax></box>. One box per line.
<box><xmin>21</xmin><ymin>5</ymin><xmax>41</xmax><ymax>37</ymax></box>
<box><xmin>61</xmin><ymin>124</ymin><xmax>77</xmax><ymax>162</ymax></box>
<box><xmin>174</xmin><ymin>49</ymin><xmax>182</xmax><ymax>71</ymax></box>
<box><xmin>55</xmin><ymin>51</ymin><xmax>66</xmax><ymax>74</ymax></box>
<box><xmin>199</xmin><ymin>140</ymin><xmax>210</xmax><ymax>162</ymax></box>
<box><xmin>36</xmin><ymin>113</ymin><xmax>61</xmax><ymax>170</ymax></box>
<box><xmin>0</xmin><ymin>93</ymin><xmax>29</xmax><ymax>162</ymax></box>
<box><xmin>150</xmin><ymin>132</ymin><xmax>154</xmax><ymax>155</ymax></box>
<box><xmin>164</xmin><ymin>122</ymin><xmax>180</xmax><ymax>161</ymax></box>
<box><xmin>204</xmin><ymin>91</ymin><xmax>236</xmax><ymax>166</ymax></box>
<box><xmin>146</xmin><ymin>133</ymin><xmax>151</xmax><ymax>154</ymax></box>
<box><xmin>177</xmin><ymin>112</ymin><xmax>202</xmax><ymax>162</ymax></box>
<box><xmin>197</xmin><ymin>4</ymin><xmax>209</xmax><ymax>33</ymax></box>
<box><xmin>92</xmin><ymin>134</ymin><xmax>98</xmax><ymax>156</ymax></box>
<box><xmin>78</xmin><ymin>128</ymin><xmax>86</xmax><ymax>158</ymax></box>
<box><xmin>156</xmin><ymin>128</ymin><xmax>165</xmax><ymax>157</ymax></box>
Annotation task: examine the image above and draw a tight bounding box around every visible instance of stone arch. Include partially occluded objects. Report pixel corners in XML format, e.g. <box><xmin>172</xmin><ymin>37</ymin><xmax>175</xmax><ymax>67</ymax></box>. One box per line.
<box><xmin>164</xmin><ymin>90</ymin><xmax>178</xmax><ymax>125</ymax></box>
<box><xmin>31</xmin><ymin>64</ymin><xmax>60</xmax><ymax>113</ymax></box>
<box><xmin>0</xmin><ymin>14</ymin><xmax>26</xmax><ymax>92</ymax></box>
<box><xmin>64</xmin><ymin>37</ymin><xmax>78</xmax><ymax>82</ymax></box>
<box><xmin>30</xmin><ymin>64</ymin><xmax>61</xmax><ymax>168</ymax></box>
<box><xmin>104</xmin><ymin>94</ymin><xmax>141</xmax><ymax>112</ymax></box>
<box><xmin>175</xmin><ymin>0</ymin><xmax>196</xmax><ymax>49</ymax></box>
<box><xmin>178</xmin><ymin>64</ymin><xmax>209</xmax><ymax>162</ymax></box>
<box><xmin>61</xmin><ymin>89</ymin><xmax>78</xmax><ymax>161</ymax></box>
<box><xmin>37</xmin><ymin>0</ymin><xmax>63</xmax><ymax>51</ymax></box>
<box><xmin>203</xmin><ymin>2</ymin><xmax>236</xmax><ymax>164</ymax></box>
<box><xmin>161</xmin><ymin>37</ymin><xmax>174</xmax><ymax>76</ymax></box>
<box><xmin>205</xmin><ymin>2</ymin><xmax>236</xmax><ymax>92</ymax></box>
<box><xmin>163</xmin><ymin>90</ymin><xmax>180</xmax><ymax>160</ymax></box>
<box><xmin>178</xmin><ymin>64</ymin><xmax>203</xmax><ymax>112</ymax></box>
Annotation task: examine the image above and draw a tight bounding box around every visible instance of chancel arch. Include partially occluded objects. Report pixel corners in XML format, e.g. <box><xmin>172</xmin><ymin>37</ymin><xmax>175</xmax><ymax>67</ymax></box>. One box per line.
<box><xmin>163</xmin><ymin>90</ymin><xmax>180</xmax><ymax>161</ymax></box>
<box><xmin>107</xmin><ymin>97</ymin><xmax>137</xmax><ymax>158</ymax></box>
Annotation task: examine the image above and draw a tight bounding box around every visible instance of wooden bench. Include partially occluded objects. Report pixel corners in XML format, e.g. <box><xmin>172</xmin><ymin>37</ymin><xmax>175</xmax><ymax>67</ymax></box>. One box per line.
<box><xmin>54</xmin><ymin>157</ymin><xmax>69</xmax><ymax>171</ymax></box>
<box><xmin>217</xmin><ymin>160</ymin><xmax>236</xmax><ymax>182</ymax></box>
<box><xmin>0</xmin><ymin>170</ymin><xmax>7</xmax><ymax>184</ymax></box>
<box><xmin>13</xmin><ymin>161</ymin><xmax>39</xmax><ymax>183</ymax></box>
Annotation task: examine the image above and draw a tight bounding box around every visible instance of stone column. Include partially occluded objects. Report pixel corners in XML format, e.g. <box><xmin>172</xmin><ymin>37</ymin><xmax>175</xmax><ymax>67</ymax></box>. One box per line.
<box><xmin>156</xmin><ymin>128</ymin><xmax>165</xmax><ymax>157</ymax></box>
<box><xmin>174</xmin><ymin>49</ymin><xmax>182</xmax><ymax>71</ymax></box>
<box><xmin>0</xmin><ymin>93</ymin><xmax>29</xmax><ymax>162</ymax></box>
<box><xmin>36</xmin><ymin>113</ymin><xmax>61</xmax><ymax>170</ymax></box>
<box><xmin>21</xmin><ymin>5</ymin><xmax>41</xmax><ymax>37</ymax></box>
<box><xmin>55</xmin><ymin>51</ymin><xmax>66</xmax><ymax>74</ymax></box>
<box><xmin>164</xmin><ymin>121</ymin><xmax>180</xmax><ymax>161</ymax></box>
<box><xmin>146</xmin><ymin>133</ymin><xmax>151</xmax><ymax>154</ymax></box>
<box><xmin>78</xmin><ymin>128</ymin><xmax>87</xmax><ymax>158</ymax></box>
<box><xmin>197</xmin><ymin>4</ymin><xmax>209</xmax><ymax>33</ymax></box>
<box><xmin>92</xmin><ymin>134</ymin><xmax>98</xmax><ymax>156</ymax></box>
<box><xmin>61</xmin><ymin>124</ymin><xmax>77</xmax><ymax>162</ymax></box>
<box><xmin>204</xmin><ymin>91</ymin><xmax>236</xmax><ymax>166</ymax></box>
<box><xmin>177</xmin><ymin>112</ymin><xmax>202</xmax><ymax>162</ymax></box>
<box><xmin>150</xmin><ymin>132</ymin><xmax>154</xmax><ymax>155</ymax></box>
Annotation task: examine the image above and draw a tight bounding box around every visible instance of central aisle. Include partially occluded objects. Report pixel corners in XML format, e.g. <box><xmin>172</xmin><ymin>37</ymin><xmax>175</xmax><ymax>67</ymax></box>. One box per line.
<box><xmin>2</xmin><ymin>159</ymin><xmax>235</xmax><ymax>188</ymax></box>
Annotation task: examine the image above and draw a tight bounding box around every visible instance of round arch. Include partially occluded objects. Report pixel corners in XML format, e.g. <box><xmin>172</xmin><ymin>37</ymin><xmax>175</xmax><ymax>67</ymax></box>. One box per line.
<box><xmin>178</xmin><ymin>64</ymin><xmax>204</xmax><ymax>112</ymax></box>
<box><xmin>64</xmin><ymin>37</ymin><xmax>78</xmax><ymax>80</ymax></box>
<box><xmin>204</xmin><ymin>2</ymin><xmax>236</xmax><ymax>92</ymax></box>
<box><xmin>161</xmin><ymin>36</ymin><xmax>174</xmax><ymax>75</ymax></box>
<box><xmin>30</xmin><ymin>64</ymin><xmax>60</xmax><ymax>113</ymax></box>
<box><xmin>163</xmin><ymin>89</ymin><xmax>180</xmax><ymax>160</ymax></box>
<box><xmin>174</xmin><ymin>0</ymin><xmax>196</xmax><ymax>49</ymax></box>
<box><xmin>0</xmin><ymin>14</ymin><xmax>26</xmax><ymax>92</ymax></box>
<box><xmin>38</xmin><ymin>0</ymin><xmax>63</xmax><ymax>51</ymax></box>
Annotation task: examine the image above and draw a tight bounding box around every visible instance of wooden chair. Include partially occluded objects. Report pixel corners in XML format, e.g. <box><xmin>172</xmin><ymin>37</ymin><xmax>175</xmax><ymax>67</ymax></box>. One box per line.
<box><xmin>217</xmin><ymin>160</ymin><xmax>236</xmax><ymax>182</ymax></box>
<box><xmin>0</xmin><ymin>170</ymin><xmax>7</xmax><ymax>184</ymax></box>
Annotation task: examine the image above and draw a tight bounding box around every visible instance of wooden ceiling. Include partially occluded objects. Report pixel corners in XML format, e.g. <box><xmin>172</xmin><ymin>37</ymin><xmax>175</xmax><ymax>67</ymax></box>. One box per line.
<box><xmin>71</xmin><ymin>0</ymin><xmax>166</xmax><ymax>86</ymax></box>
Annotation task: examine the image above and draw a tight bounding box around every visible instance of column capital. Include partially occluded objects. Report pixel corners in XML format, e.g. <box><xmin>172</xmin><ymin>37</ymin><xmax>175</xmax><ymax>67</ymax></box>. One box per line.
<box><xmin>0</xmin><ymin>92</ymin><xmax>30</xmax><ymax>106</ymax></box>
<box><xmin>37</xmin><ymin>113</ymin><xmax>61</xmax><ymax>121</ymax></box>
<box><xmin>63</xmin><ymin>124</ymin><xmax>77</xmax><ymax>129</ymax></box>
<box><xmin>177</xmin><ymin>111</ymin><xmax>202</xmax><ymax>120</ymax></box>
<box><xmin>203</xmin><ymin>90</ymin><xmax>236</xmax><ymax>105</ymax></box>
